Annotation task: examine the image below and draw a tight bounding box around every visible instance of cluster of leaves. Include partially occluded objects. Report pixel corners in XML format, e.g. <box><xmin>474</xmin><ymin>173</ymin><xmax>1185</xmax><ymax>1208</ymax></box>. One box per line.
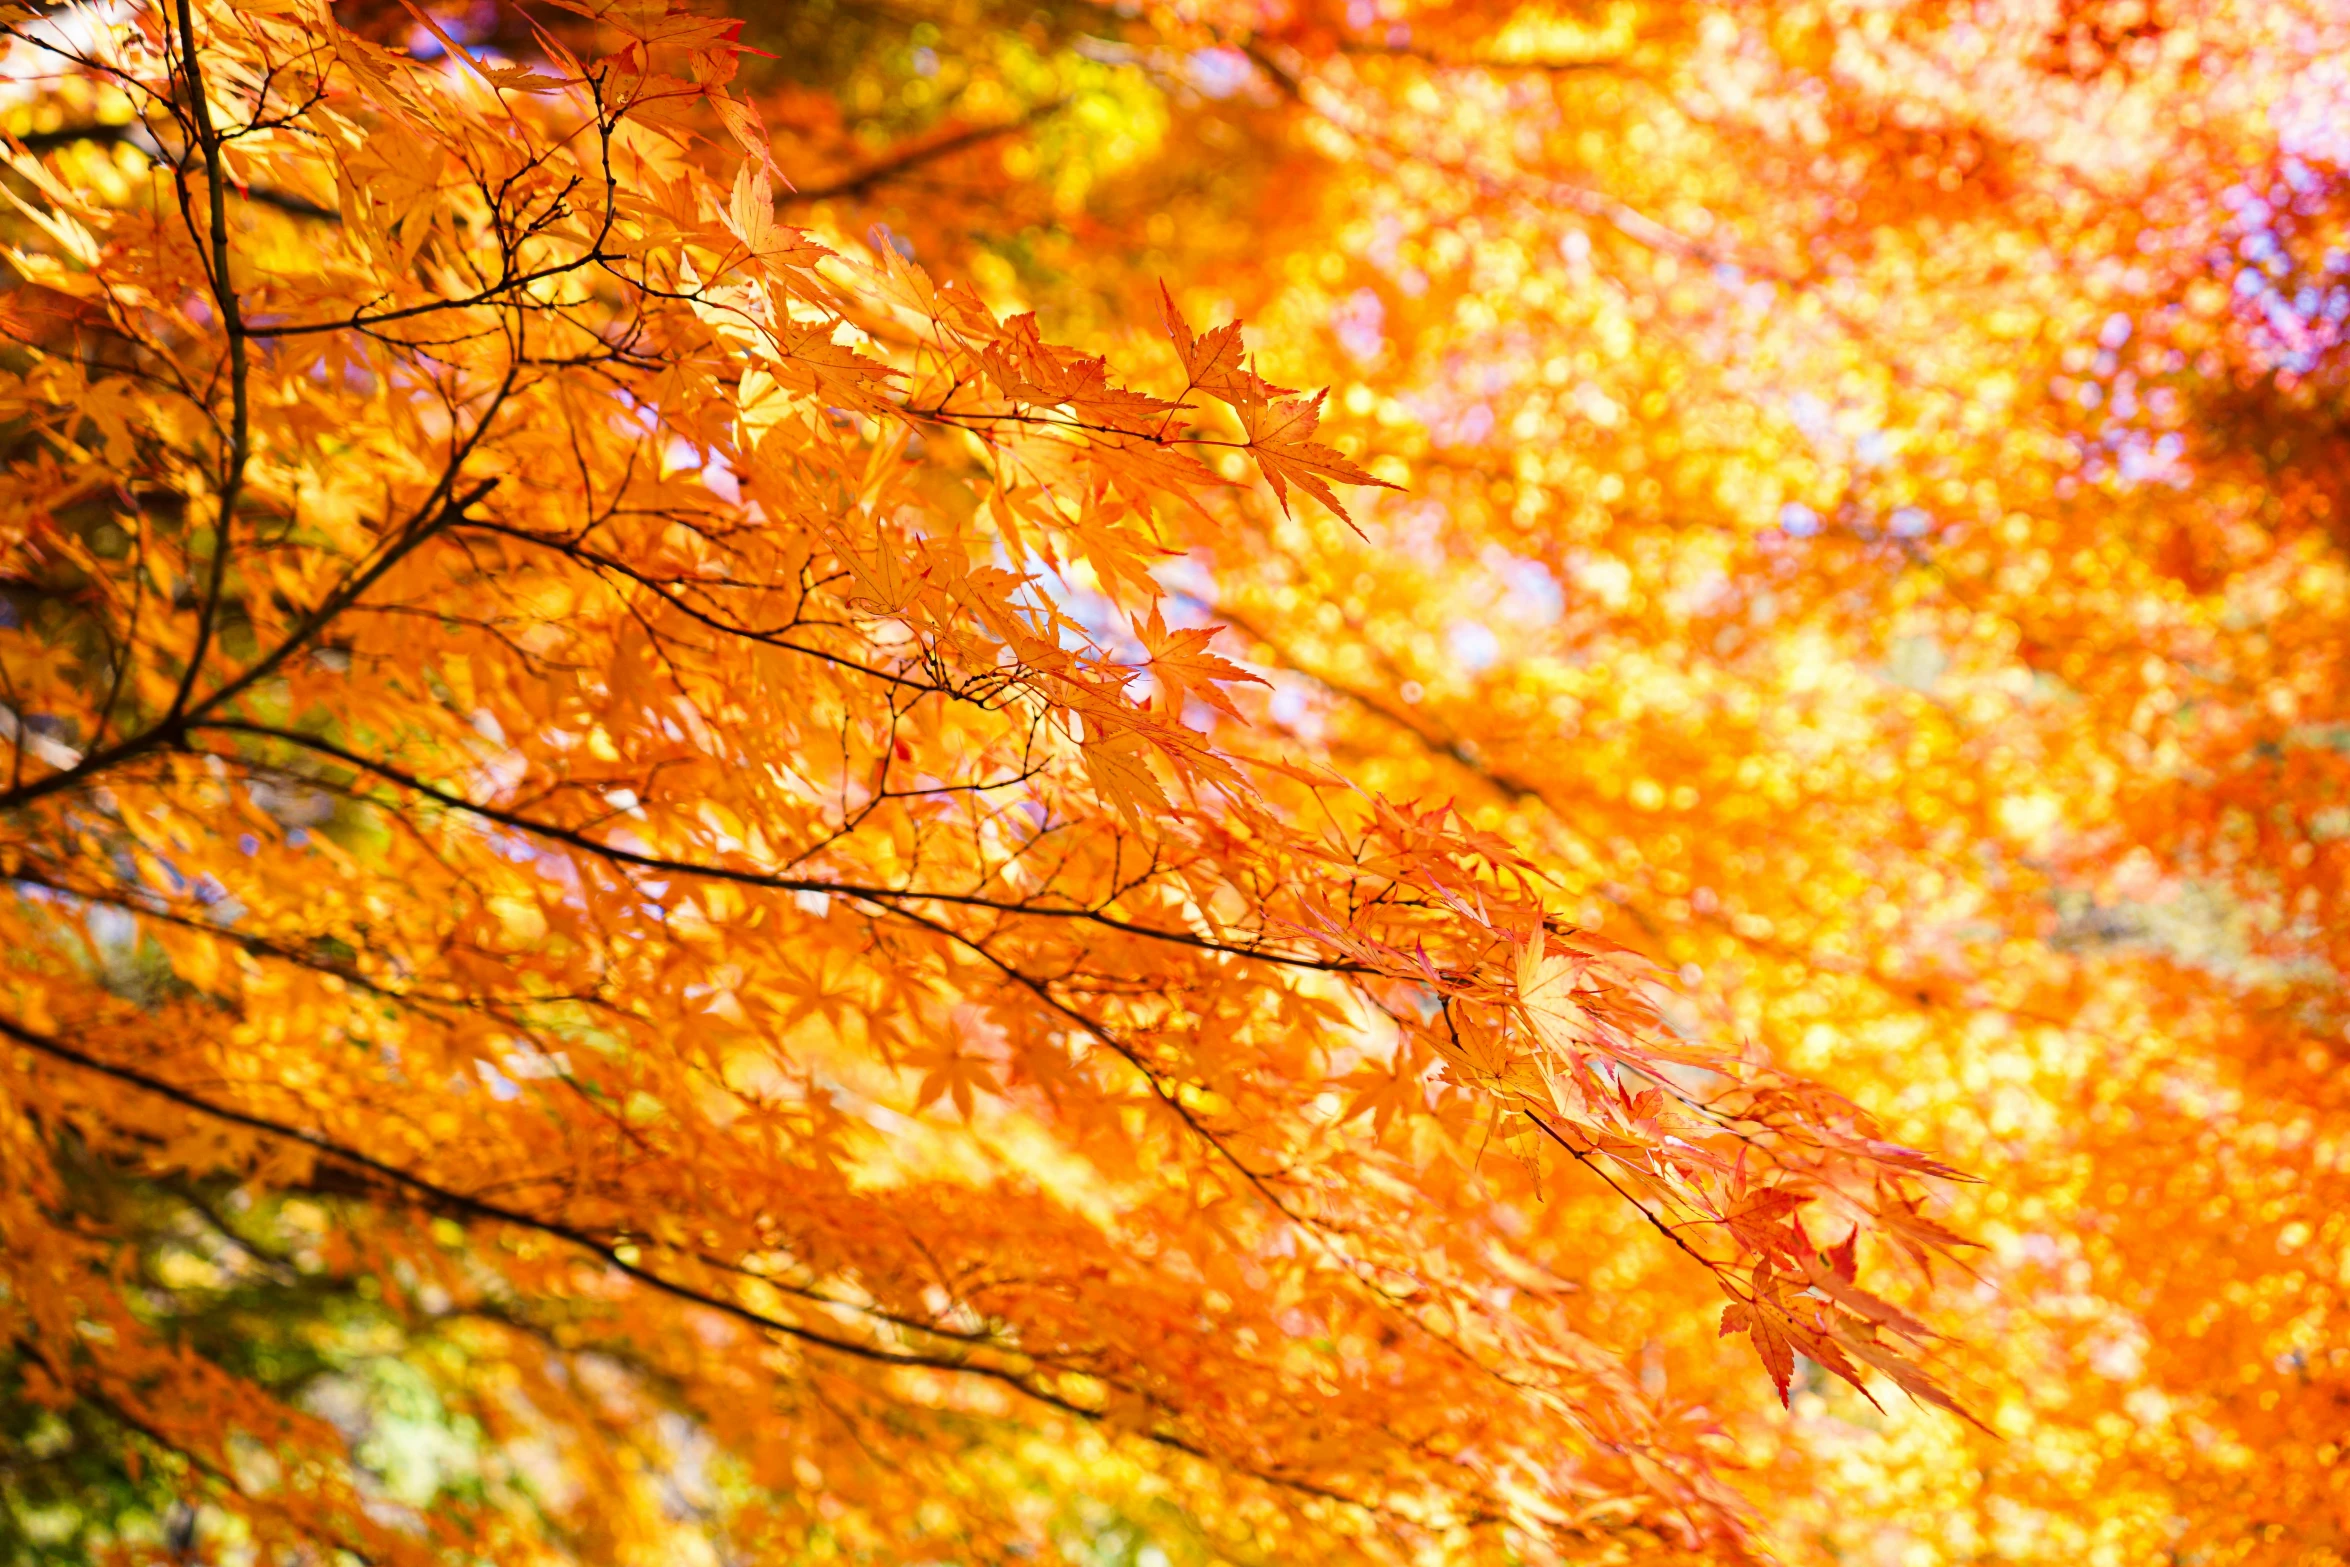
<box><xmin>0</xmin><ymin>0</ymin><xmax>1992</xmax><ymax>1562</ymax></box>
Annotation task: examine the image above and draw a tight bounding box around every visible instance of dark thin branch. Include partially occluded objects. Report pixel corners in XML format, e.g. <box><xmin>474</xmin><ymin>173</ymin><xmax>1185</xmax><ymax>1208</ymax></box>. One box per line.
<box><xmin>0</xmin><ymin>1009</ymin><xmax>1067</xmax><ymax>1388</ymax></box>
<box><xmin>780</xmin><ymin>101</ymin><xmax>1068</xmax><ymax>207</ymax></box>
<box><xmin>0</xmin><ymin>1009</ymin><xmax>1403</xmax><ymax>1521</ymax></box>
<box><xmin>1520</xmin><ymin>1110</ymin><xmax>1730</xmax><ymax>1279</ymax></box>
<box><xmin>190</xmin><ymin>719</ymin><xmax>1380</xmax><ymax>976</ymax></box>
<box><xmin>0</xmin><ymin>479</ymin><xmax>499</xmax><ymax>811</ymax></box>
<box><xmin>453</xmin><ymin>516</ymin><xmax>1008</xmax><ymax>704</ymax></box>
<box><xmin>1334</xmin><ymin>41</ymin><xmax>1635</xmax><ymax>73</ymax></box>
<box><xmin>163</xmin><ymin>2</ymin><xmax>251</xmax><ymax>724</ymax></box>
<box><xmin>12</xmin><ymin>121</ymin><xmax>338</xmax><ymax>221</ymax></box>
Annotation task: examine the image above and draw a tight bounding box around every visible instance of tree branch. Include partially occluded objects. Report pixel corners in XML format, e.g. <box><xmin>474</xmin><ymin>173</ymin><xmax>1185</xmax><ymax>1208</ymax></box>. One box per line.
<box><xmin>780</xmin><ymin>100</ymin><xmax>1068</xmax><ymax>207</ymax></box>
<box><xmin>163</xmin><ymin>3</ymin><xmax>252</xmax><ymax>724</ymax></box>
<box><xmin>190</xmin><ymin>718</ymin><xmax>1382</xmax><ymax>976</ymax></box>
<box><xmin>0</xmin><ymin>1007</ymin><xmax>1405</xmax><ymax>1522</ymax></box>
<box><xmin>16</xmin><ymin>120</ymin><xmax>337</xmax><ymax>220</ymax></box>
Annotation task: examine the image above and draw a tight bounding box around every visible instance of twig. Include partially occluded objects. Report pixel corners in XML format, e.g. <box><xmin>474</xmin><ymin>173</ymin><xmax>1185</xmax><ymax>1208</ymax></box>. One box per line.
<box><xmin>780</xmin><ymin>100</ymin><xmax>1068</xmax><ymax>206</ymax></box>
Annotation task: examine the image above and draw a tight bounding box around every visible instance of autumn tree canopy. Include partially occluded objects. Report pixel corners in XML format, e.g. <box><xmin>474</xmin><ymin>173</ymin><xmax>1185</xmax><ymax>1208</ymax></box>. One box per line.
<box><xmin>4</xmin><ymin>0</ymin><xmax>2348</xmax><ymax>1563</ymax></box>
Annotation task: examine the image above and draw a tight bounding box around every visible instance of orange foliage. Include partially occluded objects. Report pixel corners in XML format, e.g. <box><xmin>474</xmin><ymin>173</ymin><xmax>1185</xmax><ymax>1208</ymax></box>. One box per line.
<box><xmin>3</xmin><ymin>0</ymin><xmax>2349</xmax><ymax>1563</ymax></box>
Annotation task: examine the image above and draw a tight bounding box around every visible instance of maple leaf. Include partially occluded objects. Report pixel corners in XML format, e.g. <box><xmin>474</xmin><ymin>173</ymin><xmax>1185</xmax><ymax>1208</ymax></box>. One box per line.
<box><xmin>1823</xmin><ymin>1224</ymin><xmax>1860</xmax><ymax>1282</ymax></box>
<box><xmin>1080</xmin><ymin>433</ymin><xmax>1229</xmax><ymax>520</ymax></box>
<box><xmin>913</xmin><ymin>1049</ymin><xmax>1001</xmax><ymax>1120</ymax></box>
<box><xmin>757</xmin><ymin>315</ymin><xmax>900</xmax><ymax>413</ymax></box>
<box><xmin>1159</xmin><ymin>282</ymin><xmax>1271</xmax><ymax>407</ymax></box>
<box><xmin>981</xmin><ymin>313</ymin><xmax>1174</xmax><ymax>434</ymax></box>
<box><xmin>1834</xmin><ymin>1325</ymin><xmax>1991</xmax><ymax>1432</ymax></box>
<box><xmin>1078</xmin><ymin>725</ymin><xmax>1173</xmax><ymax>827</ymax></box>
<box><xmin>1799</xmin><ymin>1244</ymin><xmax>1933</xmax><ymax>1343</ymax></box>
<box><xmin>1128</xmin><ymin>602</ymin><xmax>1265</xmax><ymax>723</ymax></box>
<box><xmin>479</xmin><ymin>63</ymin><xmax>567</xmax><ymax>90</ymax></box>
<box><xmin>707</xmin><ymin>88</ymin><xmax>772</xmax><ymax>165</ymax></box>
<box><xmin>1232</xmin><ymin>385</ymin><xmax>1397</xmax><ymax>525</ymax></box>
<box><xmin>1337</xmin><ymin>1058</ymin><xmax>1424</xmax><ymax>1135</ymax></box>
<box><xmin>1515</xmin><ymin>939</ymin><xmax>1592</xmax><ymax>1057</ymax></box>
<box><xmin>725</xmin><ymin>161</ymin><xmax>776</xmax><ymax>253</ymax></box>
<box><xmin>1720</xmin><ymin>1296</ymin><xmax>1797</xmax><ymax>1407</ymax></box>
